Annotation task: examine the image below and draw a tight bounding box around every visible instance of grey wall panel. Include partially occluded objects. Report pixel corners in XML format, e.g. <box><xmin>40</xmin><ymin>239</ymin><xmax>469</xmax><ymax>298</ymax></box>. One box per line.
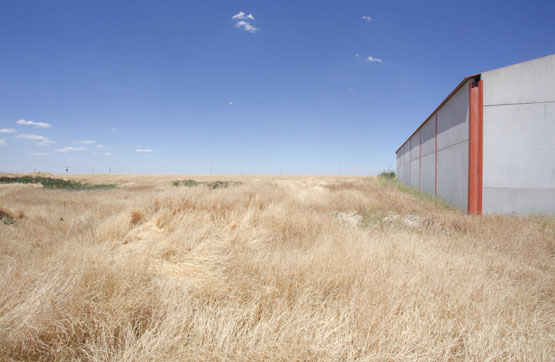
<box><xmin>483</xmin><ymin>188</ymin><xmax>555</xmax><ymax>215</ymax></box>
<box><xmin>410</xmin><ymin>159</ymin><xmax>420</xmax><ymax>189</ymax></box>
<box><xmin>396</xmin><ymin>154</ymin><xmax>401</xmax><ymax>182</ymax></box>
<box><xmin>483</xmin><ymin>103</ymin><xmax>555</xmax><ymax>189</ymax></box>
<box><xmin>437</xmin><ymin>141</ymin><xmax>468</xmax><ymax>210</ymax></box>
<box><xmin>482</xmin><ymin>54</ymin><xmax>555</xmax><ymax>106</ymax></box>
<box><xmin>420</xmin><ymin>153</ymin><xmax>435</xmax><ymax>195</ymax></box>
<box><xmin>410</xmin><ymin>130</ymin><xmax>420</xmax><ymax>161</ymax></box>
<box><xmin>404</xmin><ymin>156</ymin><xmax>411</xmax><ymax>186</ymax></box>
<box><xmin>421</xmin><ymin>117</ymin><xmax>436</xmax><ymax>156</ymax></box>
<box><xmin>437</xmin><ymin>80</ymin><xmax>470</xmax><ymax>150</ymax></box>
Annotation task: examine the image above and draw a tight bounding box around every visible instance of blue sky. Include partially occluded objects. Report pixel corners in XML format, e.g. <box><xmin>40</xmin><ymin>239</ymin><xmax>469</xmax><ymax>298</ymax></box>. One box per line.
<box><xmin>1</xmin><ymin>0</ymin><xmax>554</xmax><ymax>175</ymax></box>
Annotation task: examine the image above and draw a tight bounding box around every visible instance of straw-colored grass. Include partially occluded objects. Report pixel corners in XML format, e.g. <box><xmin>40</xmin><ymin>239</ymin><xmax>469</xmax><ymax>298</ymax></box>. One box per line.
<box><xmin>0</xmin><ymin>174</ymin><xmax>553</xmax><ymax>361</ymax></box>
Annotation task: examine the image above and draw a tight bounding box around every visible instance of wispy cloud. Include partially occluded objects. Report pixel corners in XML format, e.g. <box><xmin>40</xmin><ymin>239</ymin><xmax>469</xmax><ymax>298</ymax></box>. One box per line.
<box><xmin>0</xmin><ymin>128</ymin><xmax>16</xmax><ymax>133</ymax></box>
<box><xmin>235</xmin><ymin>20</ymin><xmax>258</xmax><ymax>33</ymax></box>
<box><xmin>136</xmin><ymin>148</ymin><xmax>153</xmax><ymax>153</ymax></box>
<box><xmin>232</xmin><ymin>11</ymin><xmax>246</xmax><ymax>19</ymax></box>
<box><xmin>55</xmin><ymin>146</ymin><xmax>86</xmax><ymax>152</ymax></box>
<box><xmin>367</xmin><ymin>56</ymin><xmax>383</xmax><ymax>63</ymax></box>
<box><xmin>30</xmin><ymin>152</ymin><xmax>49</xmax><ymax>156</ymax></box>
<box><xmin>232</xmin><ymin>11</ymin><xmax>255</xmax><ymax>20</ymax></box>
<box><xmin>104</xmin><ymin>152</ymin><xmax>114</xmax><ymax>156</ymax></box>
<box><xmin>37</xmin><ymin>140</ymin><xmax>55</xmax><ymax>146</ymax></box>
<box><xmin>232</xmin><ymin>11</ymin><xmax>258</xmax><ymax>33</ymax></box>
<box><xmin>228</xmin><ymin>101</ymin><xmax>233</xmax><ymax>105</ymax></box>
<box><xmin>16</xmin><ymin>133</ymin><xmax>46</xmax><ymax>140</ymax></box>
<box><xmin>16</xmin><ymin>133</ymin><xmax>56</xmax><ymax>146</ymax></box>
<box><xmin>96</xmin><ymin>144</ymin><xmax>108</xmax><ymax>149</ymax></box>
<box><xmin>16</xmin><ymin>133</ymin><xmax>51</xmax><ymax>144</ymax></box>
<box><xmin>0</xmin><ymin>140</ymin><xmax>6</xmax><ymax>146</ymax></box>
<box><xmin>110</xmin><ymin>128</ymin><xmax>117</xmax><ymax>132</ymax></box>
<box><xmin>354</xmin><ymin>53</ymin><xmax>360</xmax><ymax>57</ymax></box>
<box><xmin>17</xmin><ymin>119</ymin><xmax>52</xmax><ymax>128</ymax></box>
<box><xmin>75</xmin><ymin>140</ymin><xmax>96</xmax><ymax>144</ymax></box>
<box><xmin>362</xmin><ymin>16</ymin><xmax>372</xmax><ymax>22</ymax></box>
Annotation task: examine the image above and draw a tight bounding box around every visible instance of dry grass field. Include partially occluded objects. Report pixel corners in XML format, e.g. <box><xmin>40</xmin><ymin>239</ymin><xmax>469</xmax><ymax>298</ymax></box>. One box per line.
<box><xmin>0</xmin><ymin>174</ymin><xmax>553</xmax><ymax>361</ymax></box>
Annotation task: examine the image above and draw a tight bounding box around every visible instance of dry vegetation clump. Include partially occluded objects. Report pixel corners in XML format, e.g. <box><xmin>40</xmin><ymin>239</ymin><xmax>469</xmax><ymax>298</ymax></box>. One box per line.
<box><xmin>0</xmin><ymin>175</ymin><xmax>553</xmax><ymax>361</ymax></box>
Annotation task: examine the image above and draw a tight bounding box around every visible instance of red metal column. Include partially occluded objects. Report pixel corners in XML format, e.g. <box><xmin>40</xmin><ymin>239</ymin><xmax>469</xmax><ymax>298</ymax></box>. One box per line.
<box><xmin>419</xmin><ymin>131</ymin><xmax>422</xmax><ymax>191</ymax></box>
<box><xmin>468</xmin><ymin>80</ymin><xmax>483</xmax><ymax>215</ymax></box>
<box><xmin>434</xmin><ymin>114</ymin><xmax>438</xmax><ymax>196</ymax></box>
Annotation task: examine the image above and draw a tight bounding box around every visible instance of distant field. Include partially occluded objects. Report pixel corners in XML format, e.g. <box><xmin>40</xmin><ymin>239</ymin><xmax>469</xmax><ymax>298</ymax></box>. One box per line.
<box><xmin>1</xmin><ymin>174</ymin><xmax>553</xmax><ymax>361</ymax></box>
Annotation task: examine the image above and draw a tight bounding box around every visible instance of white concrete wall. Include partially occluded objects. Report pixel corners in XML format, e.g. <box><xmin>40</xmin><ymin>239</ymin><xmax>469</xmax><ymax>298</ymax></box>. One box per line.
<box><xmin>410</xmin><ymin>131</ymin><xmax>420</xmax><ymax>189</ymax></box>
<box><xmin>420</xmin><ymin>117</ymin><xmax>436</xmax><ymax>195</ymax></box>
<box><xmin>396</xmin><ymin>140</ymin><xmax>411</xmax><ymax>185</ymax></box>
<box><xmin>396</xmin><ymin>79</ymin><xmax>470</xmax><ymax>210</ymax></box>
<box><xmin>436</xmin><ymin>81</ymin><xmax>470</xmax><ymax>210</ymax></box>
<box><xmin>481</xmin><ymin>54</ymin><xmax>555</xmax><ymax>215</ymax></box>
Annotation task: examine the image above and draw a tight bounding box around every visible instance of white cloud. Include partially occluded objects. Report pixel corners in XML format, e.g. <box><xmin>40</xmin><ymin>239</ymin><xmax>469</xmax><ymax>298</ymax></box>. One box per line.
<box><xmin>16</xmin><ymin>133</ymin><xmax>55</xmax><ymax>145</ymax></box>
<box><xmin>228</xmin><ymin>101</ymin><xmax>233</xmax><ymax>105</ymax></box>
<box><xmin>17</xmin><ymin>119</ymin><xmax>52</xmax><ymax>128</ymax></box>
<box><xmin>232</xmin><ymin>11</ymin><xmax>255</xmax><ymax>20</ymax></box>
<box><xmin>136</xmin><ymin>148</ymin><xmax>153</xmax><ymax>153</ymax></box>
<box><xmin>76</xmin><ymin>140</ymin><xmax>96</xmax><ymax>144</ymax></box>
<box><xmin>16</xmin><ymin>133</ymin><xmax>46</xmax><ymax>140</ymax></box>
<box><xmin>235</xmin><ymin>20</ymin><xmax>258</xmax><ymax>33</ymax></box>
<box><xmin>109</xmin><ymin>128</ymin><xmax>117</xmax><ymax>132</ymax></box>
<box><xmin>233</xmin><ymin>11</ymin><xmax>258</xmax><ymax>33</ymax></box>
<box><xmin>104</xmin><ymin>152</ymin><xmax>114</xmax><ymax>156</ymax></box>
<box><xmin>0</xmin><ymin>140</ymin><xmax>6</xmax><ymax>146</ymax></box>
<box><xmin>367</xmin><ymin>56</ymin><xmax>383</xmax><ymax>63</ymax></box>
<box><xmin>232</xmin><ymin>11</ymin><xmax>247</xmax><ymax>19</ymax></box>
<box><xmin>96</xmin><ymin>144</ymin><xmax>106</xmax><ymax>149</ymax></box>
<box><xmin>36</xmin><ymin>140</ymin><xmax>55</xmax><ymax>146</ymax></box>
<box><xmin>30</xmin><ymin>152</ymin><xmax>49</xmax><ymax>156</ymax></box>
<box><xmin>55</xmin><ymin>146</ymin><xmax>86</xmax><ymax>152</ymax></box>
<box><xmin>354</xmin><ymin>53</ymin><xmax>360</xmax><ymax>57</ymax></box>
<box><xmin>0</xmin><ymin>128</ymin><xmax>16</xmax><ymax>133</ymax></box>
<box><xmin>362</xmin><ymin>16</ymin><xmax>372</xmax><ymax>22</ymax></box>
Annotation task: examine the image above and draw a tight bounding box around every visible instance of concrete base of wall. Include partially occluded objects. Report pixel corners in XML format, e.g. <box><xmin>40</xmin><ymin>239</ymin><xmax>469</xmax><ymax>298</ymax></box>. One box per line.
<box><xmin>482</xmin><ymin>187</ymin><xmax>555</xmax><ymax>215</ymax></box>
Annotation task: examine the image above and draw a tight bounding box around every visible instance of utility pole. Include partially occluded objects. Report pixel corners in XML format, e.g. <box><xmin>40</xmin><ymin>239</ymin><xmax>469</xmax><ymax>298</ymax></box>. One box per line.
<box><xmin>65</xmin><ymin>166</ymin><xmax>68</xmax><ymax>175</ymax></box>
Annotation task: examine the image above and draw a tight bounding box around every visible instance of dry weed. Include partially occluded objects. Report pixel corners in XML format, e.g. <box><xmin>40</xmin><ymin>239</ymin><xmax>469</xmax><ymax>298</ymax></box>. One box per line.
<box><xmin>0</xmin><ymin>175</ymin><xmax>553</xmax><ymax>361</ymax></box>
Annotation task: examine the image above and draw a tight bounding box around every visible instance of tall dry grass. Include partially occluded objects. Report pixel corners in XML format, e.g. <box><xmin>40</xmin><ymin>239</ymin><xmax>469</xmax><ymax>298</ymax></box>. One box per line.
<box><xmin>0</xmin><ymin>174</ymin><xmax>553</xmax><ymax>361</ymax></box>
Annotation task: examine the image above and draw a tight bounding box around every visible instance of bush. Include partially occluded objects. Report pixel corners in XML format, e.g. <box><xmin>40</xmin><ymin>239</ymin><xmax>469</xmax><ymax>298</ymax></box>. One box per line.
<box><xmin>0</xmin><ymin>176</ymin><xmax>115</xmax><ymax>190</ymax></box>
<box><xmin>378</xmin><ymin>170</ymin><xmax>396</xmax><ymax>179</ymax></box>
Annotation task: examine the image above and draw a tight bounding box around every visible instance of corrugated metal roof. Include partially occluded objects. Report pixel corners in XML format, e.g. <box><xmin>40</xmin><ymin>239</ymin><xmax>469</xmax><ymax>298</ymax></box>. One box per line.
<box><xmin>395</xmin><ymin>73</ymin><xmax>480</xmax><ymax>154</ymax></box>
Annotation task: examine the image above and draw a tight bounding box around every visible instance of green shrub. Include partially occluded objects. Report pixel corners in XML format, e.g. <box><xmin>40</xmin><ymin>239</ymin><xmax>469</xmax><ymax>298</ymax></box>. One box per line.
<box><xmin>0</xmin><ymin>176</ymin><xmax>115</xmax><ymax>191</ymax></box>
<box><xmin>172</xmin><ymin>179</ymin><xmax>240</xmax><ymax>189</ymax></box>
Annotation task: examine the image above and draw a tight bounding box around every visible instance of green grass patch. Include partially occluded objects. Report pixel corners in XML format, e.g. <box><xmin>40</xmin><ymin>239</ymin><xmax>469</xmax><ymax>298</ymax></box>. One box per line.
<box><xmin>377</xmin><ymin>175</ymin><xmax>453</xmax><ymax>210</ymax></box>
<box><xmin>172</xmin><ymin>179</ymin><xmax>241</xmax><ymax>189</ymax></box>
<box><xmin>0</xmin><ymin>209</ymin><xmax>16</xmax><ymax>225</ymax></box>
<box><xmin>0</xmin><ymin>176</ymin><xmax>116</xmax><ymax>191</ymax></box>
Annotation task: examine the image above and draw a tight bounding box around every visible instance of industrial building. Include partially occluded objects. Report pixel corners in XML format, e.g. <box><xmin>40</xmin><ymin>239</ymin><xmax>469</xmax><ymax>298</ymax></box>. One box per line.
<box><xmin>396</xmin><ymin>54</ymin><xmax>555</xmax><ymax>215</ymax></box>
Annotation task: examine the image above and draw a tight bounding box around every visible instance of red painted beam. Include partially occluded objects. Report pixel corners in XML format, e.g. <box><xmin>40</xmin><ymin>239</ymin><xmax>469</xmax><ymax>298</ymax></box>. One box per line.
<box><xmin>468</xmin><ymin>80</ymin><xmax>483</xmax><ymax>215</ymax></box>
<box><xmin>435</xmin><ymin>114</ymin><xmax>438</xmax><ymax>196</ymax></box>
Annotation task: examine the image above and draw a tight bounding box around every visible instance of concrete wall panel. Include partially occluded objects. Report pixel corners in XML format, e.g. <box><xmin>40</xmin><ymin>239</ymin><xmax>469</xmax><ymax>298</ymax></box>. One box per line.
<box><xmin>410</xmin><ymin>159</ymin><xmax>420</xmax><ymax>189</ymax></box>
<box><xmin>404</xmin><ymin>156</ymin><xmax>411</xmax><ymax>186</ymax></box>
<box><xmin>437</xmin><ymin>141</ymin><xmax>468</xmax><ymax>210</ymax></box>
<box><xmin>482</xmin><ymin>54</ymin><xmax>555</xmax><ymax>105</ymax></box>
<box><xmin>437</xmin><ymin>80</ymin><xmax>470</xmax><ymax>150</ymax></box>
<box><xmin>410</xmin><ymin>131</ymin><xmax>420</xmax><ymax>161</ymax></box>
<box><xmin>483</xmin><ymin>103</ymin><xmax>555</xmax><ymax>189</ymax></box>
<box><xmin>420</xmin><ymin>153</ymin><xmax>435</xmax><ymax>195</ymax></box>
<box><xmin>421</xmin><ymin>117</ymin><xmax>436</xmax><ymax>156</ymax></box>
<box><xmin>483</xmin><ymin>188</ymin><xmax>555</xmax><ymax>215</ymax></box>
